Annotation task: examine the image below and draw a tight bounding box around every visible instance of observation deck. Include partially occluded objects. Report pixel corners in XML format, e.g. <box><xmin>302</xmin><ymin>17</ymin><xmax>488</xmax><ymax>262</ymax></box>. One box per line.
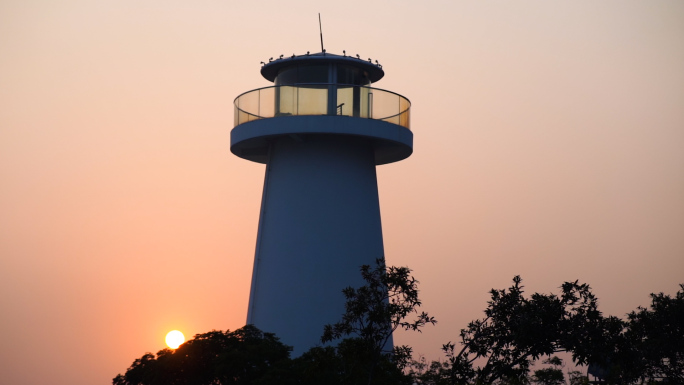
<box><xmin>231</xmin><ymin>52</ymin><xmax>413</xmax><ymax>165</ymax></box>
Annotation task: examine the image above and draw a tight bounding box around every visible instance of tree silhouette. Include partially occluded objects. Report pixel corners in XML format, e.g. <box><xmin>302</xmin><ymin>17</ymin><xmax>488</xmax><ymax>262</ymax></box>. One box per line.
<box><xmin>413</xmin><ymin>277</ymin><xmax>684</xmax><ymax>385</ymax></box>
<box><xmin>628</xmin><ymin>284</ymin><xmax>684</xmax><ymax>382</ymax></box>
<box><xmin>592</xmin><ymin>284</ymin><xmax>684</xmax><ymax>384</ymax></box>
<box><xmin>113</xmin><ymin>271</ymin><xmax>683</xmax><ymax>385</ymax></box>
<box><xmin>321</xmin><ymin>258</ymin><xmax>436</xmax><ymax>384</ymax></box>
<box><xmin>531</xmin><ymin>356</ymin><xmax>565</xmax><ymax>385</ymax></box>
<box><xmin>417</xmin><ymin>276</ymin><xmax>603</xmax><ymax>385</ymax></box>
<box><xmin>112</xmin><ymin>325</ymin><xmax>291</xmax><ymax>385</ymax></box>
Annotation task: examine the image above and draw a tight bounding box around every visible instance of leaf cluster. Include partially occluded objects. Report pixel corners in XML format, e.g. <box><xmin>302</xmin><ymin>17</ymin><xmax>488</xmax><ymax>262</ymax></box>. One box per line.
<box><xmin>112</xmin><ymin>325</ymin><xmax>291</xmax><ymax>385</ymax></box>
<box><xmin>530</xmin><ymin>356</ymin><xmax>565</xmax><ymax>385</ymax></box>
<box><xmin>592</xmin><ymin>284</ymin><xmax>684</xmax><ymax>384</ymax></box>
<box><xmin>321</xmin><ymin>258</ymin><xmax>436</xmax><ymax>384</ymax></box>
<box><xmin>414</xmin><ymin>278</ymin><xmax>684</xmax><ymax>385</ymax></box>
<box><xmin>288</xmin><ymin>338</ymin><xmax>412</xmax><ymax>385</ymax></box>
<box><xmin>322</xmin><ymin>258</ymin><xmax>436</xmax><ymax>347</ymax></box>
<box><xmin>416</xmin><ymin>276</ymin><xmax>603</xmax><ymax>385</ymax></box>
<box><xmin>114</xmin><ymin>266</ymin><xmax>683</xmax><ymax>385</ymax></box>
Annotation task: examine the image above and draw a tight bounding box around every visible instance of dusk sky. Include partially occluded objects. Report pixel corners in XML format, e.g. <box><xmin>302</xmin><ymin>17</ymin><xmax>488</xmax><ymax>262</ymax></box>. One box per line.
<box><xmin>1</xmin><ymin>1</ymin><xmax>683</xmax><ymax>384</ymax></box>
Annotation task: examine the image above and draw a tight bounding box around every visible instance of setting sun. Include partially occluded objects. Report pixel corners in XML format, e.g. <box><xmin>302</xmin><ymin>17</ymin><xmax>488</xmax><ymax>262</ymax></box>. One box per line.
<box><xmin>165</xmin><ymin>330</ymin><xmax>185</xmax><ymax>349</ymax></box>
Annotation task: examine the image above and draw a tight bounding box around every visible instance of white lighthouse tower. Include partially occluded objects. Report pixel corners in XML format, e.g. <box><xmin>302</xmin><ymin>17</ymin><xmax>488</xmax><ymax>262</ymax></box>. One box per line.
<box><xmin>231</xmin><ymin>51</ymin><xmax>412</xmax><ymax>355</ymax></box>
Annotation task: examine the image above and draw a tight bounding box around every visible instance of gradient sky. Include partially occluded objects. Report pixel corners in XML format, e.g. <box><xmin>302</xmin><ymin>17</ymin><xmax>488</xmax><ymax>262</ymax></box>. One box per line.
<box><xmin>1</xmin><ymin>1</ymin><xmax>683</xmax><ymax>384</ymax></box>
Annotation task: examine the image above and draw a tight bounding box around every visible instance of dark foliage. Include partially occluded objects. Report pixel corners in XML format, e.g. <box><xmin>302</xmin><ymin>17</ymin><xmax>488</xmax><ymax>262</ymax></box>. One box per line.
<box><xmin>113</xmin><ymin>327</ymin><xmax>411</xmax><ymax>385</ymax></box>
<box><xmin>630</xmin><ymin>284</ymin><xmax>684</xmax><ymax>381</ymax></box>
<box><xmin>531</xmin><ymin>356</ymin><xmax>565</xmax><ymax>385</ymax></box>
<box><xmin>113</xmin><ymin>269</ymin><xmax>683</xmax><ymax>385</ymax></box>
<box><xmin>284</xmin><ymin>338</ymin><xmax>411</xmax><ymax>385</ymax></box>
<box><xmin>321</xmin><ymin>258</ymin><xmax>436</xmax><ymax>384</ymax></box>
<box><xmin>593</xmin><ymin>284</ymin><xmax>684</xmax><ymax>384</ymax></box>
<box><xmin>415</xmin><ymin>276</ymin><xmax>603</xmax><ymax>385</ymax></box>
<box><xmin>112</xmin><ymin>325</ymin><xmax>291</xmax><ymax>385</ymax></box>
<box><xmin>414</xmin><ymin>277</ymin><xmax>684</xmax><ymax>385</ymax></box>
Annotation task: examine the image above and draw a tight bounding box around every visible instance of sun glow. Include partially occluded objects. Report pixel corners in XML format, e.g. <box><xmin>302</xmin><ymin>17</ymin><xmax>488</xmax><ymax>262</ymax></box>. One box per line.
<box><xmin>165</xmin><ymin>330</ymin><xmax>185</xmax><ymax>349</ymax></box>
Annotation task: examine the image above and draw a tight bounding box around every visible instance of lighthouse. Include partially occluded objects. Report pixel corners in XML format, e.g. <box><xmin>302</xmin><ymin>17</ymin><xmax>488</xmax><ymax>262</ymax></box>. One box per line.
<box><xmin>231</xmin><ymin>51</ymin><xmax>412</xmax><ymax>355</ymax></box>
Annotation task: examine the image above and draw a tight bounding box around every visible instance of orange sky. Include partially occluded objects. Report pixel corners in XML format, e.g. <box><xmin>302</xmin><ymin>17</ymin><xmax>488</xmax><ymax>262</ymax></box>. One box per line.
<box><xmin>1</xmin><ymin>1</ymin><xmax>683</xmax><ymax>384</ymax></box>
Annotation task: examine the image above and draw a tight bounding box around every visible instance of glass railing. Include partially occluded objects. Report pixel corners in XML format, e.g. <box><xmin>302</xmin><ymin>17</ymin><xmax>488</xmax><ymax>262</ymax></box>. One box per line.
<box><xmin>234</xmin><ymin>84</ymin><xmax>410</xmax><ymax>129</ymax></box>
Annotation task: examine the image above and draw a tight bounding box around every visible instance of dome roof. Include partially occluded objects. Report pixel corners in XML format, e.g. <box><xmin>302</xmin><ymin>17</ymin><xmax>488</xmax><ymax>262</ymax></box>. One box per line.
<box><xmin>260</xmin><ymin>52</ymin><xmax>385</xmax><ymax>83</ymax></box>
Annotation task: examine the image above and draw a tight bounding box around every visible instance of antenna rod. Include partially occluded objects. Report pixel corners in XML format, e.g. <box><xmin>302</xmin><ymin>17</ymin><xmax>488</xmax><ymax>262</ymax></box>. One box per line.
<box><xmin>318</xmin><ymin>13</ymin><xmax>325</xmax><ymax>52</ymax></box>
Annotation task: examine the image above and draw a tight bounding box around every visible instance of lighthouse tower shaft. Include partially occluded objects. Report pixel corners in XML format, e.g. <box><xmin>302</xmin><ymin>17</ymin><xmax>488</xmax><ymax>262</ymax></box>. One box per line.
<box><xmin>248</xmin><ymin>135</ymin><xmax>383</xmax><ymax>352</ymax></box>
<box><xmin>231</xmin><ymin>52</ymin><xmax>412</xmax><ymax>355</ymax></box>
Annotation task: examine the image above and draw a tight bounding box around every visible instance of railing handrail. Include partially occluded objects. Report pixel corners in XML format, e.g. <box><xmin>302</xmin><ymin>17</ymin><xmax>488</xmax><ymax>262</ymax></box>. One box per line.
<box><xmin>233</xmin><ymin>83</ymin><xmax>411</xmax><ymax>107</ymax></box>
